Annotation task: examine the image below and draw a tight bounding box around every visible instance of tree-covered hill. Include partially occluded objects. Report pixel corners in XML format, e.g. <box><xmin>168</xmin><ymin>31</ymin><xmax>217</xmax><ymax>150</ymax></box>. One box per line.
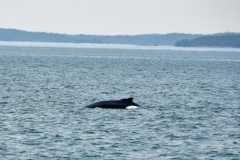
<box><xmin>175</xmin><ymin>33</ymin><xmax>240</xmax><ymax>48</ymax></box>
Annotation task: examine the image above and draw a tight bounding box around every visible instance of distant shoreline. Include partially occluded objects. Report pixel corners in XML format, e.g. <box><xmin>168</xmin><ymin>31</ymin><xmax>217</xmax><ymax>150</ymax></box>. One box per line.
<box><xmin>0</xmin><ymin>28</ymin><xmax>240</xmax><ymax>48</ymax></box>
<box><xmin>1</xmin><ymin>41</ymin><xmax>240</xmax><ymax>52</ymax></box>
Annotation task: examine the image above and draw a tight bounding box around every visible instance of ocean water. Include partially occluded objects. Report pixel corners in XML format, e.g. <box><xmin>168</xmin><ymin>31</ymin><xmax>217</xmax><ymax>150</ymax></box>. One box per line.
<box><xmin>0</xmin><ymin>44</ymin><xmax>240</xmax><ymax>160</ymax></box>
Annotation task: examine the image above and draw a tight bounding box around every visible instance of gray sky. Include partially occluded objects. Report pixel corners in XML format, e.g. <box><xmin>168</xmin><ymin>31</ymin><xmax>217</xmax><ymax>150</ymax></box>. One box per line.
<box><xmin>0</xmin><ymin>0</ymin><xmax>240</xmax><ymax>35</ymax></box>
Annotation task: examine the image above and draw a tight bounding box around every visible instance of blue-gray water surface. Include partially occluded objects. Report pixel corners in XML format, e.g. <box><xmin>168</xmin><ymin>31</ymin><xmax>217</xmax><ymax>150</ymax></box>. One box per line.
<box><xmin>0</xmin><ymin>45</ymin><xmax>240</xmax><ymax>160</ymax></box>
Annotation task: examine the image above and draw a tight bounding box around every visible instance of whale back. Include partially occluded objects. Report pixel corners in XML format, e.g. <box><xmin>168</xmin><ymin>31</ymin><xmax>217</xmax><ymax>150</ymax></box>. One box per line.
<box><xmin>120</xmin><ymin>97</ymin><xmax>133</xmax><ymax>103</ymax></box>
<box><xmin>86</xmin><ymin>97</ymin><xmax>139</xmax><ymax>109</ymax></box>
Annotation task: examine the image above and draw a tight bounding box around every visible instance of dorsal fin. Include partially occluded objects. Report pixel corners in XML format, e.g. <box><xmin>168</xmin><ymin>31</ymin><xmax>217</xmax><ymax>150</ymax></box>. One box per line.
<box><xmin>121</xmin><ymin>97</ymin><xmax>133</xmax><ymax>102</ymax></box>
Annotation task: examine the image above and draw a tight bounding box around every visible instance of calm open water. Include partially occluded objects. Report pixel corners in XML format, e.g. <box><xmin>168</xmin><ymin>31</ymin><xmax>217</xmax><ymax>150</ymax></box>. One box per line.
<box><xmin>0</xmin><ymin>44</ymin><xmax>240</xmax><ymax>160</ymax></box>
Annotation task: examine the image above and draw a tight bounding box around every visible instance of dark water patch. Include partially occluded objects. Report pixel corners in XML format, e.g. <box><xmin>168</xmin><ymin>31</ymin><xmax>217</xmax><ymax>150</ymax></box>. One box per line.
<box><xmin>0</xmin><ymin>101</ymin><xmax>8</xmax><ymax>105</ymax></box>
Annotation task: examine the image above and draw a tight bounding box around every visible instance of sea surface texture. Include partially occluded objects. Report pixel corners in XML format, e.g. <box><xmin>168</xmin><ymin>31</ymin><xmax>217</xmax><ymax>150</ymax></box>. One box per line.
<box><xmin>0</xmin><ymin>45</ymin><xmax>240</xmax><ymax>160</ymax></box>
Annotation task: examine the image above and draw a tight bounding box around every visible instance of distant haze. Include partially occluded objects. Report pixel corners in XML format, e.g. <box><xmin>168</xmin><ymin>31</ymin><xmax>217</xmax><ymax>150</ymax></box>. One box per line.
<box><xmin>0</xmin><ymin>0</ymin><xmax>240</xmax><ymax>35</ymax></box>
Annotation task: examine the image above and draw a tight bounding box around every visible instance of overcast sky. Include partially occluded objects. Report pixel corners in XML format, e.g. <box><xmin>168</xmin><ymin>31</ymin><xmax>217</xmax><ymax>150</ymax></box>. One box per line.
<box><xmin>0</xmin><ymin>0</ymin><xmax>240</xmax><ymax>35</ymax></box>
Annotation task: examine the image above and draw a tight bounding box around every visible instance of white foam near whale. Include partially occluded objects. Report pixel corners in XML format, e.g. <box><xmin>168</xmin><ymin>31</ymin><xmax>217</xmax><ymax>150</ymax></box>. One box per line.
<box><xmin>126</xmin><ymin>105</ymin><xmax>138</xmax><ymax>109</ymax></box>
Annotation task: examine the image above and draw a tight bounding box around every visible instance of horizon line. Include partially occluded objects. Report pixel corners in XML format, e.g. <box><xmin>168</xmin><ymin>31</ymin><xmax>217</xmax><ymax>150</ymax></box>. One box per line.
<box><xmin>1</xmin><ymin>27</ymin><xmax>239</xmax><ymax>36</ymax></box>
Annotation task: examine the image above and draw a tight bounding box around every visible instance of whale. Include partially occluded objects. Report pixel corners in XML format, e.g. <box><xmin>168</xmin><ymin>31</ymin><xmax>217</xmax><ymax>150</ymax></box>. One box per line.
<box><xmin>85</xmin><ymin>97</ymin><xmax>139</xmax><ymax>109</ymax></box>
